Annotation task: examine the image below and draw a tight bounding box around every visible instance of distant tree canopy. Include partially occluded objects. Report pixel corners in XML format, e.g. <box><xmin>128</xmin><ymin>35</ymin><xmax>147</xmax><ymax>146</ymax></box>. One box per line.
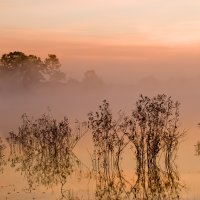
<box><xmin>0</xmin><ymin>51</ymin><xmax>65</xmax><ymax>86</ymax></box>
<box><xmin>82</xmin><ymin>70</ymin><xmax>103</xmax><ymax>87</ymax></box>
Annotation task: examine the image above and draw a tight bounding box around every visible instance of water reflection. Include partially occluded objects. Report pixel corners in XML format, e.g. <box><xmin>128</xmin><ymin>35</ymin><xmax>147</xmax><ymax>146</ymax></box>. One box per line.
<box><xmin>7</xmin><ymin>114</ymin><xmax>88</xmax><ymax>199</ymax></box>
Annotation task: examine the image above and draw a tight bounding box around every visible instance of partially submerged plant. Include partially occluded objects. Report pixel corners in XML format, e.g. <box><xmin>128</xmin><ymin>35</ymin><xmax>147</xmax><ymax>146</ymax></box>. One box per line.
<box><xmin>88</xmin><ymin>96</ymin><xmax>184</xmax><ymax>200</ymax></box>
<box><xmin>5</xmin><ymin>94</ymin><xmax>184</xmax><ymax>200</ymax></box>
<box><xmin>7</xmin><ymin>113</ymin><xmax>87</xmax><ymax>199</ymax></box>
<box><xmin>124</xmin><ymin>94</ymin><xmax>184</xmax><ymax>200</ymax></box>
<box><xmin>88</xmin><ymin>100</ymin><xmax>130</xmax><ymax>200</ymax></box>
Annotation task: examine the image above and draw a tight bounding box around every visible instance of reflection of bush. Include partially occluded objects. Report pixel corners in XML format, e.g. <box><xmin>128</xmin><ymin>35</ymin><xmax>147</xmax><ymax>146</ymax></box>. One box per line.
<box><xmin>7</xmin><ymin>114</ymin><xmax>87</xmax><ymax>196</ymax></box>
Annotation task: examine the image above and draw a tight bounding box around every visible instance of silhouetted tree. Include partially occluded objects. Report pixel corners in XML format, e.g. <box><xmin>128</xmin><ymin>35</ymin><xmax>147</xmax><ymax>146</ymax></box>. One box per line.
<box><xmin>0</xmin><ymin>51</ymin><xmax>65</xmax><ymax>87</ymax></box>
<box><xmin>44</xmin><ymin>54</ymin><xmax>65</xmax><ymax>82</ymax></box>
<box><xmin>0</xmin><ymin>52</ymin><xmax>43</xmax><ymax>85</ymax></box>
<box><xmin>0</xmin><ymin>51</ymin><xmax>27</xmax><ymax>71</ymax></box>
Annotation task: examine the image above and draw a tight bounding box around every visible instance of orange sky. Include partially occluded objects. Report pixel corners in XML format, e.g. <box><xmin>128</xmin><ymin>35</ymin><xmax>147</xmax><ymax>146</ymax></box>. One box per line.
<box><xmin>1</xmin><ymin>0</ymin><xmax>200</xmax><ymax>46</ymax></box>
<box><xmin>1</xmin><ymin>0</ymin><xmax>200</xmax><ymax>82</ymax></box>
<box><xmin>0</xmin><ymin>0</ymin><xmax>200</xmax><ymax>82</ymax></box>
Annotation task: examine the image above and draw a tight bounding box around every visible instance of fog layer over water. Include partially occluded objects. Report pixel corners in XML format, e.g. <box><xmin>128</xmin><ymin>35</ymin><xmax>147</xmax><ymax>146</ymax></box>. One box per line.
<box><xmin>0</xmin><ymin>63</ymin><xmax>200</xmax><ymax>199</ymax></box>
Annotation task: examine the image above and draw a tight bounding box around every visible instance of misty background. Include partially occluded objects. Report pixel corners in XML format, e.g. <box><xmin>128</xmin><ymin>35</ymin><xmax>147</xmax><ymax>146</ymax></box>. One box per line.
<box><xmin>0</xmin><ymin>50</ymin><xmax>200</xmax><ymax>199</ymax></box>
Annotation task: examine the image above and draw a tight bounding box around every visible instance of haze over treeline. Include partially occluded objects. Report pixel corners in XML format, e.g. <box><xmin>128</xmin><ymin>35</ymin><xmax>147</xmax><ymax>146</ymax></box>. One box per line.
<box><xmin>0</xmin><ymin>51</ymin><xmax>104</xmax><ymax>91</ymax></box>
<box><xmin>0</xmin><ymin>50</ymin><xmax>200</xmax><ymax>199</ymax></box>
<box><xmin>0</xmin><ymin>51</ymin><xmax>200</xmax><ymax>135</ymax></box>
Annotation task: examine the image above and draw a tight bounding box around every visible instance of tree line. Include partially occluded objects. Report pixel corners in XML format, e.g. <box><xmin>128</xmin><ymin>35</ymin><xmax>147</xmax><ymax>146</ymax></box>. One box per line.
<box><xmin>0</xmin><ymin>94</ymin><xmax>184</xmax><ymax>200</ymax></box>
<box><xmin>0</xmin><ymin>51</ymin><xmax>104</xmax><ymax>90</ymax></box>
<box><xmin>0</xmin><ymin>51</ymin><xmax>65</xmax><ymax>86</ymax></box>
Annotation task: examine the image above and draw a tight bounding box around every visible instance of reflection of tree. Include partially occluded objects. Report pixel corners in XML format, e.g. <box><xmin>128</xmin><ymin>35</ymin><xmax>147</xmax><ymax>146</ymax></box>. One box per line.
<box><xmin>0</xmin><ymin>137</ymin><xmax>5</xmax><ymax>172</ymax></box>
<box><xmin>7</xmin><ymin>114</ymin><xmax>87</xmax><ymax>199</ymax></box>
<box><xmin>124</xmin><ymin>94</ymin><xmax>183</xmax><ymax>200</ymax></box>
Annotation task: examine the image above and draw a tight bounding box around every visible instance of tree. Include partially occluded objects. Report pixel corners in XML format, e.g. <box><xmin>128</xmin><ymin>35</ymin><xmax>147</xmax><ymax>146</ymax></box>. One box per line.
<box><xmin>0</xmin><ymin>51</ymin><xmax>65</xmax><ymax>87</ymax></box>
<box><xmin>23</xmin><ymin>55</ymin><xmax>45</xmax><ymax>84</ymax></box>
<box><xmin>82</xmin><ymin>70</ymin><xmax>103</xmax><ymax>88</ymax></box>
<box><xmin>0</xmin><ymin>51</ymin><xmax>27</xmax><ymax>71</ymax></box>
<box><xmin>0</xmin><ymin>51</ymin><xmax>44</xmax><ymax>85</ymax></box>
<box><xmin>44</xmin><ymin>54</ymin><xmax>61</xmax><ymax>72</ymax></box>
<box><xmin>44</xmin><ymin>54</ymin><xmax>65</xmax><ymax>82</ymax></box>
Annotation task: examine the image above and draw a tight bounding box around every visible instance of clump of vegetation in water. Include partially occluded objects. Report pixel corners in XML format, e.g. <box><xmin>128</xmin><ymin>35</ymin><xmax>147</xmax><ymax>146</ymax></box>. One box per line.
<box><xmin>88</xmin><ymin>95</ymin><xmax>184</xmax><ymax>200</ymax></box>
<box><xmin>5</xmin><ymin>94</ymin><xmax>184</xmax><ymax>200</ymax></box>
<box><xmin>7</xmin><ymin>113</ymin><xmax>87</xmax><ymax>199</ymax></box>
<box><xmin>123</xmin><ymin>94</ymin><xmax>184</xmax><ymax>200</ymax></box>
<box><xmin>88</xmin><ymin>100</ymin><xmax>131</xmax><ymax>200</ymax></box>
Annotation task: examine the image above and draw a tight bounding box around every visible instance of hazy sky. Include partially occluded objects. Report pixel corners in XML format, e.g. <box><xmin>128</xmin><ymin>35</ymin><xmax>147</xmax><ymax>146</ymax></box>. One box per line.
<box><xmin>1</xmin><ymin>0</ymin><xmax>200</xmax><ymax>43</ymax></box>
<box><xmin>1</xmin><ymin>0</ymin><xmax>200</xmax><ymax>82</ymax></box>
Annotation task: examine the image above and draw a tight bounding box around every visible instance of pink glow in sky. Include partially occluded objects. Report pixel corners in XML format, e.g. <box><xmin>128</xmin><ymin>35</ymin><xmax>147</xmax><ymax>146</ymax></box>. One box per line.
<box><xmin>1</xmin><ymin>0</ymin><xmax>200</xmax><ymax>45</ymax></box>
<box><xmin>1</xmin><ymin>0</ymin><xmax>200</xmax><ymax>83</ymax></box>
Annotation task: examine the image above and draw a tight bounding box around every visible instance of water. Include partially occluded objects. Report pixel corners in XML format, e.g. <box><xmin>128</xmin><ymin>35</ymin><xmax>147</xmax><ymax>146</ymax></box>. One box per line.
<box><xmin>0</xmin><ymin>85</ymin><xmax>200</xmax><ymax>200</ymax></box>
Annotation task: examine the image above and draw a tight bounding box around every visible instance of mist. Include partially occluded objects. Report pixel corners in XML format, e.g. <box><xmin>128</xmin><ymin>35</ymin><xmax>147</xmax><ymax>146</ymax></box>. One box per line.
<box><xmin>0</xmin><ymin>50</ymin><xmax>200</xmax><ymax>199</ymax></box>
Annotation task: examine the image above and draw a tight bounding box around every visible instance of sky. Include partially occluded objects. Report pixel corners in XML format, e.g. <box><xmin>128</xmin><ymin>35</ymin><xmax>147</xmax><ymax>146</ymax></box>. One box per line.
<box><xmin>1</xmin><ymin>0</ymin><xmax>200</xmax><ymax>43</ymax></box>
<box><xmin>1</xmin><ymin>0</ymin><xmax>200</xmax><ymax>41</ymax></box>
<box><xmin>1</xmin><ymin>0</ymin><xmax>200</xmax><ymax>83</ymax></box>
